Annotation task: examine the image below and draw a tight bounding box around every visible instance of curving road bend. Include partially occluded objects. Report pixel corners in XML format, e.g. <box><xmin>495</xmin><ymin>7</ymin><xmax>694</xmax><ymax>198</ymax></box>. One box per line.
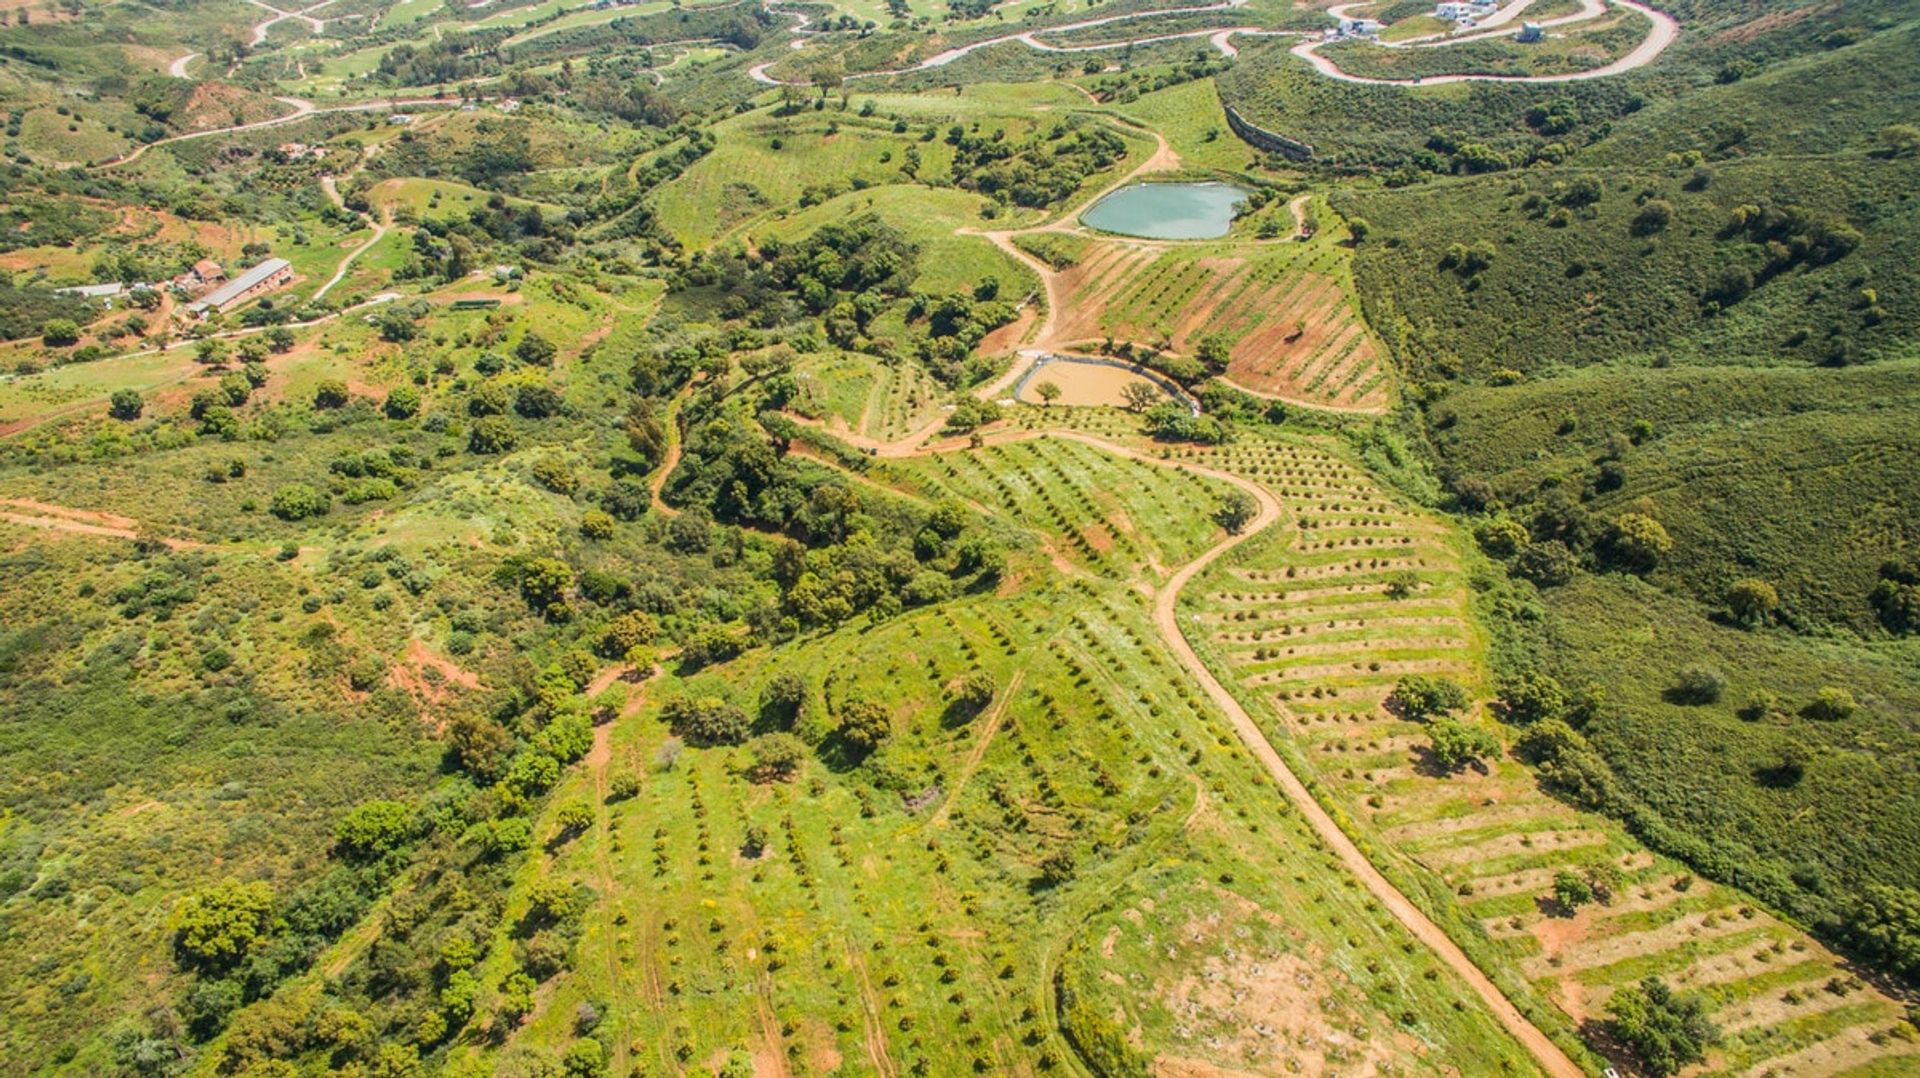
<box><xmin>750</xmin><ymin>0</ymin><xmax>1676</xmax><ymax>87</ymax></box>
<box><xmin>805</xmin><ymin>417</ymin><xmax>1592</xmax><ymax>1073</ymax></box>
<box><xmin>1292</xmin><ymin>0</ymin><xmax>1678</xmax><ymax>85</ymax></box>
<box><xmin>1135</xmin><ymin>445</ymin><xmax>1586</xmax><ymax>1078</ymax></box>
<box><xmin>989</xmin><ymin>429</ymin><xmax>1589</xmax><ymax>1077</ymax></box>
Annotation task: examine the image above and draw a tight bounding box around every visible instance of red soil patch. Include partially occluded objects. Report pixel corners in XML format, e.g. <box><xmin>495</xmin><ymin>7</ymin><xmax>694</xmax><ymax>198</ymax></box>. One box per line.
<box><xmin>1049</xmin><ymin>243</ymin><xmax>1386</xmax><ymax>410</ymax></box>
<box><xmin>1710</xmin><ymin>1</ymin><xmax>1836</xmax><ymax>43</ymax></box>
<box><xmin>388</xmin><ymin>638</ymin><xmax>482</xmax><ymax>729</ymax></box>
<box><xmin>976</xmin><ymin>305</ymin><xmax>1036</xmax><ymax>355</ymax></box>
<box><xmin>176</xmin><ymin>83</ymin><xmax>286</xmax><ymax>134</ymax></box>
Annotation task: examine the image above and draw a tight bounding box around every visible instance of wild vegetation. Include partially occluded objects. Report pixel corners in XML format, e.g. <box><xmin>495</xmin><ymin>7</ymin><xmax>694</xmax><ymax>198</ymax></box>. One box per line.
<box><xmin>0</xmin><ymin>0</ymin><xmax>1916</xmax><ymax>1074</ymax></box>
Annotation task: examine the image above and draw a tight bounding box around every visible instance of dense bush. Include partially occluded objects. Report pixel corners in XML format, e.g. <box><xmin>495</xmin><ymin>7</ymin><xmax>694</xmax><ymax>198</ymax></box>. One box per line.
<box><xmin>1389</xmin><ymin>675</ymin><xmax>1469</xmax><ymax>721</ymax></box>
<box><xmin>1605</xmin><ymin>977</ymin><xmax>1718</xmax><ymax>1077</ymax></box>
<box><xmin>660</xmin><ymin>695</ymin><xmax>750</xmax><ymax>747</ymax></box>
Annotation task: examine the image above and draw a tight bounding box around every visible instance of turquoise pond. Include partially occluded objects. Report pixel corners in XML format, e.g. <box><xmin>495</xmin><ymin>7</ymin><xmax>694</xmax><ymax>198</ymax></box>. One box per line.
<box><xmin>1079</xmin><ymin>181</ymin><xmax>1250</xmax><ymax>240</ymax></box>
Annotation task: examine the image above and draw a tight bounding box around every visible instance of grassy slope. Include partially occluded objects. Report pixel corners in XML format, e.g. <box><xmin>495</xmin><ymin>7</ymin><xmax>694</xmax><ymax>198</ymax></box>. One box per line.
<box><xmin>1429</xmin><ymin>360</ymin><xmax>1920</xmax><ymax>631</ymax></box>
<box><xmin>1317</xmin><ymin>4</ymin><xmax>1920</xmax><ymax>999</ymax></box>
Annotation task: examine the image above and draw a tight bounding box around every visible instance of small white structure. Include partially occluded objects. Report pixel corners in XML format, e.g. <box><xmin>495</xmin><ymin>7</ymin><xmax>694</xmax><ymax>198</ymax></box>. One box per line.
<box><xmin>57</xmin><ymin>282</ymin><xmax>125</xmax><ymax>300</ymax></box>
<box><xmin>1517</xmin><ymin>20</ymin><xmax>1543</xmax><ymax>41</ymax></box>
<box><xmin>497</xmin><ymin>98</ymin><xmax>521</xmax><ymax>113</ymax></box>
<box><xmin>1435</xmin><ymin>0</ymin><xmax>1495</xmax><ymax>21</ymax></box>
<box><xmin>1338</xmin><ymin>16</ymin><xmax>1383</xmax><ymax>34</ymax></box>
<box><xmin>387</xmin><ymin>113</ymin><xmax>414</xmax><ymax>125</ymax></box>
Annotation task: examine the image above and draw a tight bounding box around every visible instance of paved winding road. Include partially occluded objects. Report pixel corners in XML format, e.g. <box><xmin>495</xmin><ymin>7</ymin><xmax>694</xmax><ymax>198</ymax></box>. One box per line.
<box><xmin>1294</xmin><ymin>0</ymin><xmax>1678</xmax><ymax>85</ymax></box>
<box><xmin>750</xmin><ymin>0</ymin><xmax>1677</xmax><ymax>88</ymax></box>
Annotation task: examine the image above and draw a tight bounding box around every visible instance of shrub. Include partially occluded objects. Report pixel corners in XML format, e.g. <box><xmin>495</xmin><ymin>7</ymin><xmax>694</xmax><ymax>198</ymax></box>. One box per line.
<box><xmin>515</xmin><ymin>332</ymin><xmax>558</xmax><ymax>366</ymax></box>
<box><xmin>383</xmin><ymin>385</ymin><xmax>421</xmax><ymax>419</ymax></box>
<box><xmin>1475</xmin><ymin>517</ymin><xmax>1528</xmax><ymax>557</ymax></box>
<box><xmin>1142</xmin><ymin>401</ymin><xmax>1229</xmax><ymax>444</ymax></box>
<box><xmin>507</xmin><ymin>556</ymin><xmax>573</xmax><ymax>612</ymax></box>
<box><xmin>1838</xmin><ymin>884</ymin><xmax>1920</xmax><ymax>985</ymax></box>
<box><xmin>524</xmin><ymin>877</ymin><xmax>588</xmax><ymax>927</ymax></box>
<box><xmin>334</xmin><ymin>799</ymin><xmax>415</xmax><ymax>861</ymax></box>
<box><xmin>562</xmin><ymin>1037</ymin><xmax>605</xmax><ymax>1078</ymax></box>
<box><xmin>515</xmin><ymin>384</ymin><xmax>563</xmax><ymax>419</ymax></box>
<box><xmin>468</xmin><ymin>382</ymin><xmax>509</xmax><ymax>416</ymax></box>
<box><xmin>40</xmin><ymin>318</ymin><xmax>80</xmax><ymax>346</ymax></box>
<box><xmin>1389</xmin><ymin>675</ymin><xmax>1470</xmax><ymax>721</ymax></box>
<box><xmin>1725</xmin><ymin>578</ymin><xmax>1779</xmax><ymax>625</ymax></box>
<box><xmin>1605</xmin><ymin>977</ymin><xmax>1718</xmax><ymax>1076</ymax></box>
<box><xmin>660</xmin><ymin>695</ymin><xmax>750</xmax><ymax>747</ymax></box>
<box><xmin>1738</xmin><ymin>690</ymin><xmax>1785</xmax><ymax>722</ymax></box>
<box><xmin>269</xmin><ymin>484</ymin><xmax>330</xmax><ymax>521</ymax></box>
<box><xmin>943</xmin><ymin>397</ymin><xmax>1000</xmax><ymax>433</ymax></box>
<box><xmin>679</xmin><ymin>623</ymin><xmax>745</xmax><ymax>668</ymax></box>
<box><xmin>468</xmin><ymin>417</ymin><xmax>518</xmax><ymax>454</ymax></box>
<box><xmin>949</xmin><ymin>669</ymin><xmax>996</xmax><ymax>716</ymax></box>
<box><xmin>1668</xmin><ymin>666</ymin><xmax>1726</xmax><ymax>705</ymax></box>
<box><xmin>1631</xmin><ymin>199</ymin><xmax>1674</xmax><ymax>236</ymax></box>
<box><xmin>313</xmin><ymin>380</ymin><xmax>350</xmax><ymax>409</ymax></box>
<box><xmin>1037</xmin><ymin>848</ymin><xmax>1077</xmax><ymax>888</ymax></box>
<box><xmin>579</xmin><ymin>509</ymin><xmax>615</xmax><ymax>540</ymax></box>
<box><xmin>1213</xmin><ymin>491</ymin><xmax>1258</xmax><ymax>534</ymax></box>
<box><xmin>748</xmin><ymin>732</ymin><xmax>807</xmax><ymax>782</ymax></box>
<box><xmin>1801</xmin><ymin>686</ymin><xmax>1857</xmax><ymax>722</ymax></box>
<box><xmin>552</xmin><ymin>800</ymin><xmax>593</xmax><ymax>841</ymax></box>
<box><xmin>1552</xmin><ymin>869</ymin><xmax>1594</xmax><ymax>910</ymax></box>
<box><xmin>598</xmin><ymin>611</ymin><xmax>658</xmax><ymax>658</ymax></box>
<box><xmin>171</xmin><ymin>878</ymin><xmax>274</xmax><ymax>971</ymax></box>
<box><xmin>1426</xmin><ymin>718</ymin><xmax>1500</xmax><ymax>773</ymax></box>
<box><xmin>532</xmin><ymin>455</ymin><xmax>577</xmax><ymax>494</ymax></box>
<box><xmin>837</xmin><ymin>699</ymin><xmax>891</xmax><ymax>752</ymax></box>
<box><xmin>1496</xmin><ymin>673</ymin><xmax>1565</xmax><ymax>725</ymax></box>
<box><xmin>108</xmin><ymin>389</ymin><xmax>143</xmax><ymax>420</ymax></box>
<box><xmin>1514</xmin><ymin>538</ymin><xmax>1580</xmax><ymax>586</ymax></box>
<box><xmin>759</xmin><ymin>671</ymin><xmax>807</xmax><ymax>729</ymax></box>
<box><xmin>1606</xmin><ymin>512</ymin><xmax>1672</xmax><ymax>572</ymax></box>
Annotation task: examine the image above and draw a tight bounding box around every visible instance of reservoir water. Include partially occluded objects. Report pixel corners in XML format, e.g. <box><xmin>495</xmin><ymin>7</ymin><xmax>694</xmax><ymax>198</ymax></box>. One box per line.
<box><xmin>1079</xmin><ymin>181</ymin><xmax>1250</xmax><ymax>240</ymax></box>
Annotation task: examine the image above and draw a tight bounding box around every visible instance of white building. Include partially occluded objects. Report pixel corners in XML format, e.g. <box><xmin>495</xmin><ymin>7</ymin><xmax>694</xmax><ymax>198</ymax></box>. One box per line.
<box><xmin>1517</xmin><ymin>20</ymin><xmax>1543</xmax><ymax>41</ymax></box>
<box><xmin>1436</xmin><ymin>0</ymin><xmax>1495</xmax><ymax>20</ymax></box>
<box><xmin>56</xmin><ymin>282</ymin><xmax>125</xmax><ymax>300</ymax></box>
<box><xmin>1338</xmin><ymin>16</ymin><xmax>1383</xmax><ymax>34</ymax></box>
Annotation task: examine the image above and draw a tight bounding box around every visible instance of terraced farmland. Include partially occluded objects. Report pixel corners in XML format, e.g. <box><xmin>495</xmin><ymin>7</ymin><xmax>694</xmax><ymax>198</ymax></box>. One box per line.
<box><xmin>482</xmin><ymin>501</ymin><xmax>1541</xmax><ymax>1075</ymax></box>
<box><xmin>886</xmin><ymin>432</ymin><xmax>1242</xmax><ymax>582</ymax></box>
<box><xmin>795</xmin><ymin>351</ymin><xmax>947</xmax><ymax>443</ymax></box>
<box><xmin>1051</xmin><ymin>239</ymin><xmax>1389</xmax><ymax>412</ymax></box>
<box><xmin>1175</xmin><ymin>436</ymin><xmax>1920</xmax><ymax>1078</ymax></box>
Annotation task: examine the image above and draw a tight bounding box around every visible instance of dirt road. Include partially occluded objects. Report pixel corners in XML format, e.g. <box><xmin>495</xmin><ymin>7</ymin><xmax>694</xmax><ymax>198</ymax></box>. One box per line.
<box><xmin>1129</xmin><ymin>440</ymin><xmax>1588</xmax><ymax>1078</ymax></box>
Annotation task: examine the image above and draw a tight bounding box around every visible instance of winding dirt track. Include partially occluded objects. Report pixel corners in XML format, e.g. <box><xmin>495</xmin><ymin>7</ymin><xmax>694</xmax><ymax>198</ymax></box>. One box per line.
<box><xmin>1127</xmin><ymin>442</ymin><xmax>1586</xmax><ymax>1078</ymax></box>
<box><xmin>797</xmin><ymin>403</ymin><xmax>1589</xmax><ymax>1073</ymax></box>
